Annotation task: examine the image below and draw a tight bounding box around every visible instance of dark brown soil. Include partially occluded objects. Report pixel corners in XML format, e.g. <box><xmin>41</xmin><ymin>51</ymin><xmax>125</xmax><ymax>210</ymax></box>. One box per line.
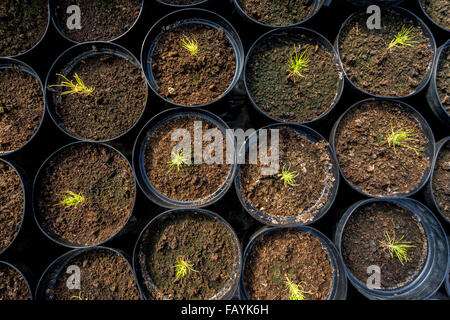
<box><xmin>244</xmin><ymin>228</ymin><xmax>333</xmax><ymax>300</ymax></box>
<box><xmin>54</xmin><ymin>0</ymin><xmax>141</xmax><ymax>42</ymax></box>
<box><xmin>0</xmin><ymin>161</ymin><xmax>23</xmax><ymax>253</ymax></box>
<box><xmin>0</xmin><ymin>0</ymin><xmax>48</xmax><ymax>57</ymax></box>
<box><xmin>246</xmin><ymin>32</ymin><xmax>341</xmax><ymax>123</ymax></box>
<box><xmin>341</xmin><ymin>202</ymin><xmax>428</xmax><ymax>289</ymax></box>
<box><xmin>436</xmin><ymin>46</ymin><xmax>450</xmax><ymax>114</ymax></box>
<box><xmin>335</xmin><ymin>100</ymin><xmax>431</xmax><ymax>197</ymax></box>
<box><xmin>144</xmin><ymin>116</ymin><xmax>230</xmax><ymax>203</ymax></box>
<box><xmin>138</xmin><ymin>211</ymin><xmax>236</xmax><ymax>300</ymax></box>
<box><xmin>420</xmin><ymin>0</ymin><xmax>450</xmax><ymax>30</ymax></box>
<box><xmin>0</xmin><ymin>263</ymin><xmax>30</xmax><ymax>300</ymax></box>
<box><xmin>0</xmin><ymin>68</ymin><xmax>44</xmax><ymax>153</ymax></box>
<box><xmin>36</xmin><ymin>143</ymin><xmax>135</xmax><ymax>246</ymax></box>
<box><xmin>49</xmin><ymin>249</ymin><xmax>140</xmax><ymax>300</ymax></box>
<box><xmin>50</xmin><ymin>53</ymin><xmax>147</xmax><ymax>141</ymax></box>
<box><xmin>432</xmin><ymin>141</ymin><xmax>450</xmax><ymax>220</ymax></box>
<box><xmin>160</xmin><ymin>0</ymin><xmax>203</xmax><ymax>4</ymax></box>
<box><xmin>339</xmin><ymin>10</ymin><xmax>434</xmax><ymax>97</ymax></box>
<box><xmin>237</xmin><ymin>0</ymin><xmax>313</xmax><ymax>26</ymax></box>
<box><xmin>152</xmin><ymin>24</ymin><xmax>236</xmax><ymax>106</ymax></box>
<box><xmin>239</xmin><ymin>127</ymin><xmax>335</xmax><ymax>224</ymax></box>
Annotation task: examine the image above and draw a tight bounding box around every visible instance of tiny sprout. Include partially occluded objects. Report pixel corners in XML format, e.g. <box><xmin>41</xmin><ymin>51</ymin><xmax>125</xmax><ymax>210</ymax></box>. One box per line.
<box><xmin>388</xmin><ymin>25</ymin><xmax>419</xmax><ymax>49</ymax></box>
<box><xmin>168</xmin><ymin>151</ymin><xmax>191</xmax><ymax>172</ymax></box>
<box><xmin>55</xmin><ymin>191</ymin><xmax>85</xmax><ymax>209</ymax></box>
<box><xmin>379</xmin><ymin>231</ymin><xmax>416</xmax><ymax>265</ymax></box>
<box><xmin>181</xmin><ymin>37</ymin><xmax>199</xmax><ymax>57</ymax></box>
<box><xmin>285</xmin><ymin>276</ymin><xmax>310</xmax><ymax>301</ymax></box>
<box><xmin>386</xmin><ymin>122</ymin><xmax>420</xmax><ymax>155</ymax></box>
<box><xmin>278</xmin><ymin>163</ymin><xmax>299</xmax><ymax>187</ymax></box>
<box><xmin>288</xmin><ymin>45</ymin><xmax>310</xmax><ymax>79</ymax></box>
<box><xmin>50</xmin><ymin>73</ymin><xmax>95</xmax><ymax>96</ymax></box>
<box><xmin>172</xmin><ymin>256</ymin><xmax>198</xmax><ymax>282</ymax></box>
<box><xmin>71</xmin><ymin>292</ymin><xmax>88</xmax><ymax>300</ymax></box>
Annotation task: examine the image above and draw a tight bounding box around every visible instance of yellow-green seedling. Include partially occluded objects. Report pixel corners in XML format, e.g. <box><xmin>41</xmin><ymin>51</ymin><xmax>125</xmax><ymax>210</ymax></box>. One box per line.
<box><xmin>50</xmin><ymin>73</ymin><xmax>95</xmax><ymax>96</ymax></box>
<box><xmin>284</xmin><ymin>276</ymin><xmax>310</xmax><ymax>301</ymax></box>
<box><xmin>379</xmin><ymin>231</ymin><xmax>416</xmax><ymax>265</ymax></box>
<box><xmin>388</xmin><ymin>25</ymin><xmax>419</xmax><ymax>49</ymax></box>
<box><xmin>288</xmin><ymin>45</ymin><xmax>310</xmax><ymax>79</ymax></box>
<box><xmin>181</xmin><ymin>37</ymin><xmax>199</xmax><ymax>57</ymax></box>
<box><xmin>71</xmin><ymin>292</ymin><xmax>88</xmax><ymax>300</ymax></box>
<box><xmin>168</xmin><ymin>151</ymin><xmax>191</xmax><ymax>172</ymax></box>
<box><xmin>172</xmin><ymin>256</ymin><xmax>198</xmax><ymax>282</ymax></box>
<box><xmin>278</xmin><ymin>163</ymin><xmax>299</xmax><ymax>187</ymax></box>
<box><xmin>386</xmin><ymin>122</ymin><xmax>420</xmax><ymax>155</ymax></box>
<box><xmin>55</xmin><ymin>191</ymin><xmax>85</xmax><ymax>209</ymax></box>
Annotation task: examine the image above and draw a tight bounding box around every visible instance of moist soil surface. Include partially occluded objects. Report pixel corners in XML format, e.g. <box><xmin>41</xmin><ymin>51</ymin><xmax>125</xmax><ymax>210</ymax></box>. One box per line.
<box><xmin>159</xmin><ymin>0</ymin><xmax>204</xmax><ymax>4</ymax></box>
<box><xmin>239</xmin><ymin>127</ymin><xmax>335</xmax><ymax>224</ymax></box>
<box><xmin>0</xmin><ymin>161</ymin><xmax>23</xmax><ymax>253</ymax></box>
<box><xmin>436</xmin><ymin>46</ymin><xmax>450</xmax><ymax>114</ymax></box>
<box><xmin>341</xmin><ymin>202</ymin><xmax>428</xmax><ymax>289</ymax></box>
<box><xmin>49</xmin><ymin>249</ymin><xmax>140</xmax><ymax>300</ymax></box>
<box><xmin>0</xmin><ymin>68</ymin><xmax>44</xmax><ymax>153</ymax></box>
<box><xmin>432</xmin><ymin>141</ymin><xmax>450</xmax><ymax>220</ymax></box>
<box><xmin>246</xmin><ymin>32</ymin><xmax>341</xmax><ymax>123</ymax></box>
<box><xmin>138</xmin><ymin>211</ymin><xmax>236</xmax><ymax>300</ymax></box>
<box><xmin>420</xmin><ymin>0</ymin><xmax>450</xmax><ymax>30</ymax></box>
<box><xmin>0</xmin><ymin>0</ymin><xmax>48</xmax><ymax>57</ymax></box>
<box><xmin>152</xmin><ymin>24</ymin><xmax>236</xmax><ymax>106</ymax></box>
<box><xmin>339</xmin><ymin>10</ymin><xmax>434</xmax><ymax>97</ymax></box>
<box><xmin>0</xmin><ymin>263</ymin><xmax>30</xmax><ymax>300</ymax></box>
<box><xmin>144</xmin><ymin>116</ymin><xmax>230</xmax><ymax>203</ymax></box>
<box><xmin>50</xmin><ymin>53</ymin><xmax>147</xmax><ymax>141</ymax></box>
<box><xmin>244</xmin><ymin>228</ymin><xmax>333</xmax><ymax>300</ymax></box>
<box><xmin>54</xmin><ymin>0</ymin><xmax>141</xmax><ymax>42</ymax></box>
<box><xmin>237</xmin><ymin>0</ymin><xmax>313</xmax><ymax>26</ymax></box>
<box><xmin>36</xmin><ymin>143</ymin><xmax>135</xmax><ymax>246</ymax></box>
<box><xmin>335</xmin><ymin>100</ymin><xmax>430</xmax><ymax>197</ymax></box>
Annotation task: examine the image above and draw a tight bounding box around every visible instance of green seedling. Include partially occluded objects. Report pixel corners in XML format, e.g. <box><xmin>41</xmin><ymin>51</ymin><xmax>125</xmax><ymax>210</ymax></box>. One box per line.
<box><xmin>288</xmin><ymin>45</ymin><xmax>310</xmax><ymax>79</ymax></box>
<box><xmin>181</xmin><ymin>37</ymin><xmax>199</xmax><ymax>57</ymax></box>
<box><xmin>55</xmin><ymin>191</ymin><xmax>85</xmax><ymax>209</ymax></box>
<box><xmin>71</xmin><ymin>292</ymin><xmax>88</xmax><ymax>300</ymax></box>
<box><xmin>388</xmin><ymin>25</ymin><xmax>419</xmax><ymax>49</ymax></box>
<box><xmin>386</xmin><ymin>122</ymin><xmax>420</xmax><ymax>155</ymax></box>
<box><xmin>168</xmin><ymin>151</ymin><xmax>191</xmax><ymax>172</ymax></box>
<box><xmin>49</xmin><ymin>73</ymin><xmax>95</xmax><ymax>96</ymax></box>
<box><xmin>284</xmin><ymin>276</ymin><xmax>310</xmax><ymax>301</ymax></box>
<box><xmin>278</xmin><ymin>163</ymin><xmax>299</xmax><ymax>187</ymax></box>
<box><xmin>379</xmin><ymin>231</ymin><xmax>416</xmax><ymax>265</ymax></box>
<box><xmin>172</xmin><ymin>256</ymin><xmax>198</xmax><ymax>282</ymax></box>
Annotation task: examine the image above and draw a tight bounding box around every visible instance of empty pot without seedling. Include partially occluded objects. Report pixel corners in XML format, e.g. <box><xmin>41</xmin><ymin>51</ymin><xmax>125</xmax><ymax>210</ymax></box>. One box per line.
<box><xmin>334</xmin><ymin>198</ymin><xmax>449</xmax><ymax>300</ymax></box>
<box><xmin>155</xmin><ymin>0</ymin><xmax>209</xmax><ymax>8</ymax></box>
<box><xmin>0</xmin><ymin>260</ymin><xmax>32</xmax><ymax>300</ymax></box>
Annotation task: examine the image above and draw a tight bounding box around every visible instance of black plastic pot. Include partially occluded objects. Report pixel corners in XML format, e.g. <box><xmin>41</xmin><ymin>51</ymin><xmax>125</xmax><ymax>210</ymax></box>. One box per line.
<box><xmin>155</xmin><ymin>0</ymin><xmax>209</xmax><ymax>8</ymax></box>
<box><xmin>244</xmin><ymin>27</ymin><xmax>344</xmax><ymax>125</ymax></box>
<box><xmin>0</xmin><ymin>260</ymin><xmax>33</xmax><ymax>300</ymax></box>
<box><xmin>233</xmin><ymin>0</ymin><xmax>328</xmax><ymax>29</ymax></box>
<box><xmin>345</xmin><ymin>0</ymin><xmax>404</xmax><ymax>6</ymax></box>
<box><xmin>334</xmin><ymin>198</ymin><xmax>449</xmax><ymax>300</ymax></box>
<box><xmin>32</xmin><ymin>141</ymin><xmax>137</xmax><ymax>249</ymax></box>
<box><xmin>0</xmin><ymin>0</ymin><xmax>50</xmax><ymax>58</ymax></box>
<box><xmin>0</xmin><ymin>58</ymin><xmax>46</xmax><ymax>156</ymax></box>
<box><xmin>0</xmin><ymin>159</ymin><xmax>29</xmax><ymax>255</ymax></box>
<box><xmin>49</xmin><ymin>0</ymin><xmax>144</xmax><ymax>44</ymax></box>
<box><xmin>240</xmin><ymin>226</ymin><xmax>347</xmax><ymax>300</ymax></box>
<box><xmin>234</xmin><ymin>123</ymin><xmax>340</xmax><ymax>226</ymax></box>
<box><xmin>132</xmin><ymin>107</ymin><xmax>236</xmax><ymax>209</ymax></box>
<box><xmin>140</xmin><ymin>8</ymin><xmax>244</xmax><ymax>109</ymax></box>
<box><xmin>424</xmin><ymin>137</ymin><xmax>450</xmax><ymax>224</ymax></box>
<box><xmin>45</xmin><ymin>41</ymin><xmax>149</xmax><ymax>143</ymax></box>
<box><xmin>418</xmin><ymin>0</ymin><xmax>450</xmax><ymax>33</ymax></box>
<box><xmin>35</xmin><ymin>246</ymin><xmax>143</xmax><ymax>300</ymax></box>
<box><xmin>426</xmin><ymin>40</ymin><xmax>450</xmax><ymax>128</ymax></box>
<box><xmin>335</xmin><ymin>6</ymin><xmax>436</xmax><ymax>99</ymax></box>
<box><xmin>132</xmin><ymin>208</ymin><xmax>242</xmax><ymax>300</ymax></box>
<box><xmin>330</xmin><ymin>98</ymin><xmax>436</xmax><ymax>198</ymax></box>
